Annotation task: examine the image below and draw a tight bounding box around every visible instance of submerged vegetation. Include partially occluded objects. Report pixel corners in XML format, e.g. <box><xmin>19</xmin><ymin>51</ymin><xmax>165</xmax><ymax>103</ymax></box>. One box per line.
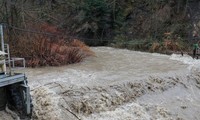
<box><xmin>11</xmin><ymin>37</ymin><xmax>94</xmax><ymax>67</ymax></box>
<box><xmin>0</xmin><ymin>0</ymin><xmax>198</xmax><ymax>66</ymax></box>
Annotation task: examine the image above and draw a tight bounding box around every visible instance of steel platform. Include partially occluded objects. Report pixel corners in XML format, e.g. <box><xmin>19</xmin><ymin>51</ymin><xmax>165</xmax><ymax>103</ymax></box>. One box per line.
<box><xmin>0</xmin><ymin>73</ymin><xmax>26</xmax><ymax>87</ymax></box>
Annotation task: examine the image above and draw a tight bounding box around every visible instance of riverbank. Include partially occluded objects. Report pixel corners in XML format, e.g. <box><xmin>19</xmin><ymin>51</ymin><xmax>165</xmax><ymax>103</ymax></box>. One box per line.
<box><xmin>110</xmin><ymin>39</ymin><xmax>191</xmax><ymax>56</ymax></box>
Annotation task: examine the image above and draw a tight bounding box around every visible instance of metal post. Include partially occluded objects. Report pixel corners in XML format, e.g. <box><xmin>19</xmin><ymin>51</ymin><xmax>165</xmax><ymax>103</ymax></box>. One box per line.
<box><xmin>20</xmin><ymin>84</ymin><xmax>31</xmax><ymax>115</ymax></box>
<box><xmin>0</xmin><ymin>24</ymin><xmax>4</xmax><ymax>52</ymax></box>
<box><xmin>6</xmin><ymin>44</ymin><xmax>11</xmax><ymax>75</ymax></box>
<box><xmin>0</xmin><ymin>24</ymin><xmax>6</xmax><ymax>74</ymax></box>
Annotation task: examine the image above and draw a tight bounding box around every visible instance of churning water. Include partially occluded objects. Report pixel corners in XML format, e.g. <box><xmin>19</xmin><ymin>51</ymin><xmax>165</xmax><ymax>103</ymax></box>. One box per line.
<box><xmin>1</xmin><ymin>47</ymin><xmax>200</xmax><ymax>120</ymax></box>
<box><xmin>27</xmin><ymin>47</ymin><xmax>189</xmax><ymax>88</ymax></box>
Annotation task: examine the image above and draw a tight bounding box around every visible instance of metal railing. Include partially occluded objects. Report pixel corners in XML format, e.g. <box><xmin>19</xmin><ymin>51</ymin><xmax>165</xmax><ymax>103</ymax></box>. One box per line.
<box><xmin>0</xmin><ymin>24</ymin><xmax>26</xmax><ymax>75</ymax></box>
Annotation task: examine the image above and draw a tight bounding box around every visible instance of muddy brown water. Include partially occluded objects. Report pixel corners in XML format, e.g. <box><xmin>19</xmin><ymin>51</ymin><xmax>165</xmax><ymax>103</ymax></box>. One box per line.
<box><xmin>27</xmin><ymin>47</ymin><xmax>188</xmax><ymax>88</ymax></box>
<box><xmin>1</xmin><ymin>47</ymin><xmax>200</xmax><ymax>120</ymax></box>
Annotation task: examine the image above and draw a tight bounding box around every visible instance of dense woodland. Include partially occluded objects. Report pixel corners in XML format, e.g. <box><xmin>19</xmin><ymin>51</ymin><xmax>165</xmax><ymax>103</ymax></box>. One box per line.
<box><xmin>0</xmin><ymin>0</ymin><xmax>199</xmax><ymax>66</ymax></box>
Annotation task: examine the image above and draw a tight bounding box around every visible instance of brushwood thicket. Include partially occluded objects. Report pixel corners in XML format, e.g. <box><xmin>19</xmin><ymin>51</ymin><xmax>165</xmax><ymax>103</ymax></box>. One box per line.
<box><xmin>0</xmin><ymin>0</ymin><xmax>198</xmax><ymax>65</ymax></box>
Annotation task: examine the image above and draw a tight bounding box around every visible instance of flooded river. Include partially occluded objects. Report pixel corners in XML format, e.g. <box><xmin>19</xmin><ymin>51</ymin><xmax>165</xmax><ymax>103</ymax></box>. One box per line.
<box><xmin>27</xmin><ymin>47</ymin><xmax>188</xmax><ymax>88</ymax></box>
<box><xmin>1</xmin><ymin>47</ymin><xmax>200</xmax><ymax>120</ymax></box>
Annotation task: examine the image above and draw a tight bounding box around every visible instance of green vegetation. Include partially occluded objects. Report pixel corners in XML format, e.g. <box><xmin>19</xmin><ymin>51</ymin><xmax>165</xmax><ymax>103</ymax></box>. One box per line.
<box><xmin>0</xmin><ymin>0</ymin><xmax>197</xmax><ymax>59</ymax></box>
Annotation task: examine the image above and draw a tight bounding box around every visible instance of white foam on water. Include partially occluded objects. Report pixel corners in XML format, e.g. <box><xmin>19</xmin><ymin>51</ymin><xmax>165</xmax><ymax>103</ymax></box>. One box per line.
<box><xmin>82</xmin><ymin>102</ymin><xmax>177</xmax><ymax>120</ymax></box>
<box><xmin>32</xmin><ymin>87</ymin><xmax>62</xmax><ymax>120</ymax></box>
<box><xmin>3</xmin><ymin>47</ymin><xmax>199</xmax><ymax>120</ymax></box>
<box><xmin>28</xmin><ymin>48</ymin><xmax>197</xmax><ymax>120</ymax></box>
<box><xmin>26</xmin><ymin>50</ymin><xmax>199</xmax><ymax>120</ymax></box>
<box><xmin>82</xmin><ymin>103</ymin><xmax>151</xmax><ymax>120</ymax></box>
<box><xmin>170</xmin><ymin>54</ymin><xmax>200</xmax><ymax>70</ymax></box>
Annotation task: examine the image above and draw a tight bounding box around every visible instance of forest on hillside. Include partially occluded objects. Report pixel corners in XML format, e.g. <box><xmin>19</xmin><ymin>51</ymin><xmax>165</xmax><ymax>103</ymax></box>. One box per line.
<box><xmin>0</xmin><ymin>0</ymin><xmax>199</xmax><ymax>66</ymax></box>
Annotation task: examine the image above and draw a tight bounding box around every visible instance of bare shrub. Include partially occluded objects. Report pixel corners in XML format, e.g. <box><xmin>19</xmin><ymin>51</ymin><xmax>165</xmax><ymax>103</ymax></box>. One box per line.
<box><xmin>10</xmin><ymin>36</ymin><xmax>94</xmax><ymax>67</ymax></box>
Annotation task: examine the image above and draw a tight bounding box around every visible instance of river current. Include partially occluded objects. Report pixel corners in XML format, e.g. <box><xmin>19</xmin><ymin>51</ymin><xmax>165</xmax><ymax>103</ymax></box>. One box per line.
<box><xmin>1</xmin><ymin>47</ymin><xmax>200</xmax><ymax>120</ymax></box>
